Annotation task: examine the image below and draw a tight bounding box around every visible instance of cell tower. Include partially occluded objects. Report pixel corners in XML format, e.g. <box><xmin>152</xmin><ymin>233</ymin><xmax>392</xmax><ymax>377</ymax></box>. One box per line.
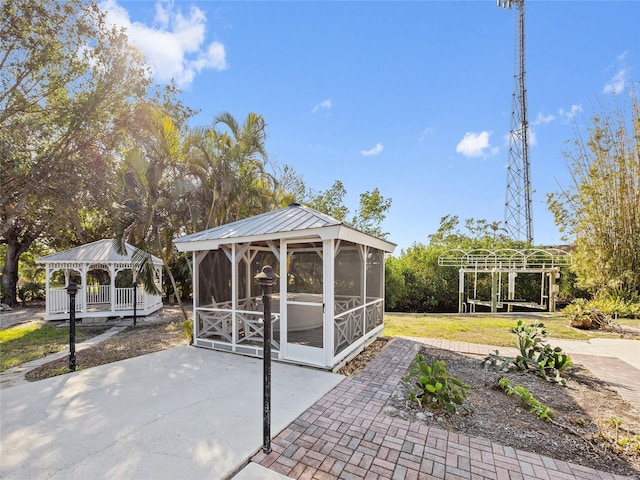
<box><xmin>498</xmin><ymin>0</ymin><xmax>533</xmax><ymax>243</ymax></box>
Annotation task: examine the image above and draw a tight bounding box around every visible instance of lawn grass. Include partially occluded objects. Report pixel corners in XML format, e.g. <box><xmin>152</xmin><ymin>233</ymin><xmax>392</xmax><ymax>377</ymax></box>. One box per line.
<box><xmin>0</xmin><ymin>323</ymin><xmax>108</xmax><ymax>372</ymax></box>
<box><xmin>383</xmin><ymin>313</ymin><xmax>595</xmax><ymax>347</ymax></box>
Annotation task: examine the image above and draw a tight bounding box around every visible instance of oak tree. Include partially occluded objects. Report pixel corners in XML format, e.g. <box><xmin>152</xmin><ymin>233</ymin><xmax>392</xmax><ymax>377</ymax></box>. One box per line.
<box><xmin>0</xmin><ymin>0</ymin><xmax>150</xmax><ymax>304</ymax></box>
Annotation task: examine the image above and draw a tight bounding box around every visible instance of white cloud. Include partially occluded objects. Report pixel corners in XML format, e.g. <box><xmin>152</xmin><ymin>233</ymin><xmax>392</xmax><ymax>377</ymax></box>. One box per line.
<box><xmin>360</xmin><ymin>143</ymin><xmax>384</xmax><ymax>157</ymax></box>
<box><xmin>558</xmin><ymin>104</ymin><xmax>583</xmax><ymax>122</ymax></box>
<box><xmin>532</xmin><ymin>112</ymin><xmax>555</xmax><ymax>126</ymax></box>
<box><xmin>456</xmin><ymin>131</ymin><xmax>496</xmax><ymax>158</ymax></box>
<box><xmin>100</xmin><ymin>0</ymin><xmax>228</xmax><ymax>88</ymax></box>
<box><xmin>604</xmin><ymin>68</ymin><xmax>628</xmax><ymax>95</ymax></box>
<box><xmin>603</xmin><ymin>51</ymin><xmax>630</xmax><ymax>95</ymax></box>
<box><xmin>312</xmin><ymin>99</ymin><xmax>332</xmax><ymax>114</ymax></box>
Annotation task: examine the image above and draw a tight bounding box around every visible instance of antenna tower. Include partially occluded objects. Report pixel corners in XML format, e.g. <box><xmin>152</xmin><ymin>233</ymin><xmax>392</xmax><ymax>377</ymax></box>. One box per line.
<box><xmin>498</xmin><ymin>0</ymin><xmax>533</xmax><ymax>243</ymax></box>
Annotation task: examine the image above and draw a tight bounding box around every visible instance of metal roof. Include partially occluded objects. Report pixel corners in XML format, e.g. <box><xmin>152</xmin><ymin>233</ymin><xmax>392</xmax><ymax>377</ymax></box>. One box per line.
<box><xmin>174</xmin><ymin>203</ymin><xmax>396</xmax><ymax>252</ymax></box>
<box><xmin>36</xmin><ymin>239</ymin><xmax>163</xmax><ymax>265</ymax></box>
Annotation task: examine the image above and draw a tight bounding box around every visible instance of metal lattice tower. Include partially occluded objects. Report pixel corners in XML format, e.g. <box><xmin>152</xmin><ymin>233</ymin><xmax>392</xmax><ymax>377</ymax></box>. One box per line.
<box><xmin>499</xmin><ymin>0</ymin><xmax>533</xmax><ymax>243</ymax></box>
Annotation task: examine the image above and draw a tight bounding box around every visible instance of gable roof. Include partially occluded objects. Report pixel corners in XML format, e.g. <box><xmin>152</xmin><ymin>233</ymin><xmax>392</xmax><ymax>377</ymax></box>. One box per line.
<box><xmin>36</xmin><ymin>239</ymin><xmax>163</xmax><ymax>265</ymax></box>
<box><xmin>174</xmin><ymin>203</ymin><xmax>396</xmax><ymax>252</ymax></box>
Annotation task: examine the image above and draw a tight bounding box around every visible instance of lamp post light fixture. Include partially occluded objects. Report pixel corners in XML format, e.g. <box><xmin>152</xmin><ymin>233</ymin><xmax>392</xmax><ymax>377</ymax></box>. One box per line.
<box><xmin>254</xmin><ymin>265</ymin><xmax>279</xmax><ymax>454</ymax></box>
<box><xmin>66</xmin><ymin>282</ymin><xmax>78</xmax><ymax>371</ymax></box>
<box><xmin>132</xmin><ymin>281</ymin><xmax>138</xmax><ymax>327</ymax></box>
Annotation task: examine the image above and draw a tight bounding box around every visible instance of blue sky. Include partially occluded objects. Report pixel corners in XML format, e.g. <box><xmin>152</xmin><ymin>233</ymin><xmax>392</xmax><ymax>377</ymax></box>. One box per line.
<box><xmin>101</xmin><ymin>0</ymin><xmax>639</xmax><ymax>253</ymax></box>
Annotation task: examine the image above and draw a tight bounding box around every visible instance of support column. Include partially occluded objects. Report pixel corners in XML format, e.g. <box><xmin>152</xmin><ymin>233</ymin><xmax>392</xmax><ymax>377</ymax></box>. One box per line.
<box><xmin>231</xmin><ymin>244</ymin><xmax>237</xmax><ymax>349</ymax></box>
<box><xmin>491</xmin><ymin>270</ymin><xmax>498</xmax><ymax>313</ymax></box>
<box><xmin>458</xmin><ymin>269</ymin><xmax>465</xmax><ymax>314</ymax></box>
<box><xmin>279</xmin><ymin>241</ymin><xmax>288</xmax><ymax>355</ymax></box>
<box><xmin>549</xmin><ymin>270</ymin><xmax>558</xmax><ymax>312</ymax></box>
<box><xmin>45</xmin><ymin>265</ymin><xmax>51</xmax><ymax>316</ymax></box>
<box><xmin>323</xmin><ymin>239</ymin><xmax>335</xmax><ymax>368</ymax></box>
<box><xmin>110</xmin><ymin>265</ymin><xmax>116</xmax><ymax>314</ymax></box>
<box><xmin>81</xmin><ymin>265</ymin><xmax>88</xmax><ymax>314</ymax></box>
<box><xmin>507</xmin><ymin>271</ymin><xmax>517</xmax><ymax>312</ymax></box>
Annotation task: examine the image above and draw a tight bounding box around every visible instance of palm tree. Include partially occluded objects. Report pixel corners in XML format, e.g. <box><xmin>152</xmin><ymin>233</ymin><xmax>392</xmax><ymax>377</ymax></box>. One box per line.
<box><xmin>113</xmin><ymin>104</ymin><xmax>190</xmax><ymax>320</ymax></box>
<box><xmin>184</xmin><ymin>111</ymin><xmax>276</xmax><ymax>231</ymax></box>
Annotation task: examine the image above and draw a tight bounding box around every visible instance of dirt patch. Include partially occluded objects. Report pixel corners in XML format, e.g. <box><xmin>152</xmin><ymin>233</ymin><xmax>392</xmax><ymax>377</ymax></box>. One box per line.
<box><xmin>25</xmin><ymin>321</ymin><xmax>189</xmax><ymax>381</ymax></box>
<box><xmin>338</xmin><ymin>338</ymin><xmax>389</xmax><ymax>376</ymax></box>
<box><xmin>383</xmin><ymin>347</ymin><xmax>640</xmax><ymax>477</ymax></box>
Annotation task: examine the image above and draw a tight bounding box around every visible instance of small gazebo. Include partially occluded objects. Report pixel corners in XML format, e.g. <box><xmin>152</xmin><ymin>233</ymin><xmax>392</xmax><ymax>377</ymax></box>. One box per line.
<box><xmin>173</xmin><ymin>203</ymin><xmax>396</xmax><ymax>370</ymax></box>
<box><xmin>36</xmin><ymin>239</ymin><xmax>163</xmax><ymax>321</ymax></box>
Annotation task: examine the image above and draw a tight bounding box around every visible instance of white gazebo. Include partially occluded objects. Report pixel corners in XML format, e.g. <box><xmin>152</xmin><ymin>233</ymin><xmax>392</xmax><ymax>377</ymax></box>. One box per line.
<box><xmin>36</xmin><ymin>239</ymin><xmax>163</xmax><ymax>321</ymax></box>
<box><xmin>173</xmin><ymin>203</ymin><xmax>396</xmax><ymax>370</ymax></box>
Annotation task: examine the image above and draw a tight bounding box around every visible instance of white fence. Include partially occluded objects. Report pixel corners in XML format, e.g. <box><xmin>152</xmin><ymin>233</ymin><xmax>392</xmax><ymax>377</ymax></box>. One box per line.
<box><xmin>48</xmin><ymin>288</ymin><xmax>85</xmax><ymax>314</ymax></box>
<box><xmin>86</xmin><ymin>285</ymin><xmax>110</xmax><ymax>304</ymax></box>
<box><xmin>48</xmin><ymin>286</ymin><xmax>156</xmax><ymax>314</ymax></box>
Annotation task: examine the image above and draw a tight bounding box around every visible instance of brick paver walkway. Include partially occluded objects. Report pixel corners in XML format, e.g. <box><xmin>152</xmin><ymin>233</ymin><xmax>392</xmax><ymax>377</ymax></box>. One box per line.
<box><xmin>252</xmin><ymin>338</ymin><xmax>634</xmax><ymax>480</ymax></box>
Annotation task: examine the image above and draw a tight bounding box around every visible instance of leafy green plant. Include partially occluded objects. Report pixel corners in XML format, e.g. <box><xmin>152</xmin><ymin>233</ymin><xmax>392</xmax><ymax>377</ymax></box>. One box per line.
<box><xmin>17</xmin><ymin>282</ymin><xmax>45</xmax><ymax>305</ymax></box>
<box><xmin>594</xmin><ymin>416</ymin><xmax>640</xmax><ymax>456</ymax></box>
<box><xmin>403</xmin><ymin>354</ymin><xmax>470</xmax><ymax>413</ymax></box>
<box><xmin>498</xmin><ymin>378</ymin><xmax>555</xmax><ymax>422</ymax></box>
<box><xmin>564</xmin><ymin>296</ymin><xmax>640</xmax><ymax>326</ymax></box>
<box><xmin>484</xmin><ymin>320</ymin><xmax>572</xmax><ymax>384</ymax></box>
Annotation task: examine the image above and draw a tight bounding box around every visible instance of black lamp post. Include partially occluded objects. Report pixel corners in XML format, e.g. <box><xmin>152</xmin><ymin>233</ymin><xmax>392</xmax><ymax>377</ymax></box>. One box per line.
<box><xmin>254</xmin><ymin>265</ymin><xmax>279</xmax><ymax>454</ymax></box>
<box><xmin>132</xmin><ymin>281</ymin><xmax>138</xmax><ymax>326</ymax></box>
<box><xmin>66</xmin><ymin>282</ymin><xmax>78</xmax><ymax>371</ymax></box>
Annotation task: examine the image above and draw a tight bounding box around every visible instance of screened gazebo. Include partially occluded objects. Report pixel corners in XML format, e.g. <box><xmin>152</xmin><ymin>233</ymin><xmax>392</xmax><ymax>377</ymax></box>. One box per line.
<box><xmin>173</xmin><ymin>203</ymin><xmax>396</xmax><ymax>369</ymax></box>
<box><xmin>36</xmin><ymin>240</ymin><xmax>163</xmax><ymax>321</ymax></box>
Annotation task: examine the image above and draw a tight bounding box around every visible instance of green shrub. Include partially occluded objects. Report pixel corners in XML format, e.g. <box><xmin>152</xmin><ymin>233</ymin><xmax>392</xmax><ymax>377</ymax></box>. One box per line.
<box><xmin>564</xmin><ymin>295</ymin><xmax>640</xmax><ymax>321</ymax></box>
<box><xmin>403</xmin><ymin>354</ymin><xmax>470</xmax><ymax>413</ymax></box>
<box><xmin>17</xmin><ymin>282</ymin><xmax>45</xmax><ymax>304</ymax></box>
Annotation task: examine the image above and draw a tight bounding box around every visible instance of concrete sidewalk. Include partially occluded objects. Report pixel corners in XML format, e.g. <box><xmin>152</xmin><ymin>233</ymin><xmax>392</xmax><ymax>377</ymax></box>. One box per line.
<box><xmin>0</xmin><ymin>346</ymin><xmax>343</xmax><ymax>480</ymax></box>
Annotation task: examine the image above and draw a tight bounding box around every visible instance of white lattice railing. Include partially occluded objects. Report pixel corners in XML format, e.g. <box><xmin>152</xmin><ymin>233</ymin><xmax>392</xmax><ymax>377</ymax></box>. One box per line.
<box><xmin>237</xmin><ymin>311</ymin><xmax>280</xmax><ymax>349</ymax></box>
<box><xmin>335</xmin><ymin>296</ymin><xmax>362</xmax><ymax>314</ymax></box>
<box><xmin>365</xmin><ymin>302</ymin><xmax>384</xmax><ymax>333</ymax></box>
<box><xmin>196</xmin><ymin>305</ymin><xmax>280</xmax><ymax>349</ymax></box>
<box><xmin>334</xmin><ymin>298</ymin><xmax>383</xmax><ymax>355</ymax></box>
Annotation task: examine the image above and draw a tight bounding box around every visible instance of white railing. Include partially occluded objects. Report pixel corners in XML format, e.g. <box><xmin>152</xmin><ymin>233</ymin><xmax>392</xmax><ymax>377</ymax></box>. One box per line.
<box><xmin>195</xmin><ymin>302</ymin><xmax>280</xmax><ymax>350</ymax></box>
<box><xmin>86</xmin><ymin>285</ymin><xmax>110</xmax><ymax>304</ymax></box>
<box><xmin>335</xmin><ymin>295</ymin><xmax>362</xmax><ymax>314</ymax></box>
<box><xmin>237</xmin><ymin>311</ymin><xmax>280</xmax><ymax>349</ymax></box>
<box><xmin>48</xmin><ymin>288</ymin><xmax>85</xmax><ymax>314</ymax></box>
<box><xmin>334</xmin><ymin>298</ymin><xmax>384</xmax><ymax>355</ymax></box>
<box><xmin>116</xmin><ymin>287</ymin><xmax>148</xmax><ymax>310</ymax></box>
<box><xmin>116</xmin><ymin>288</ymin><xmax>132</xmax><ymax>310</ymax></box>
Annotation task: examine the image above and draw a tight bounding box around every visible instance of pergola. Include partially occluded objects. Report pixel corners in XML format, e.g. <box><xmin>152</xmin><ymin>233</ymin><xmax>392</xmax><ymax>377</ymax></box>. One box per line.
<box><xmin>173</xmin><ymin>203</ymin><xmax>396</xmax><ymax>370</ymax></box>
<box><xmin>438</xmin><ymin>248</ymin><xmax>572</xmax><ymax>313</ymax></box>
<box><xmin>36</xmin><ymin>239</ymin><xmax>163</xmax><ymax>321</ymax></box>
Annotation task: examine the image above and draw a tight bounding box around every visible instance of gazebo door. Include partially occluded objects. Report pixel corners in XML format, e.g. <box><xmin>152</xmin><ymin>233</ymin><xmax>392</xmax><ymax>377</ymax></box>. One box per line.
<box><xmin>283</xmin><ymin>243</ymin><xmax>325</xmax><ymax>366</ymax></box>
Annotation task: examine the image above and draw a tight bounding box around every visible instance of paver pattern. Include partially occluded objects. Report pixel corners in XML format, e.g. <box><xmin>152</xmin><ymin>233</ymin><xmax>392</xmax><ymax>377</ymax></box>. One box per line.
<box><xmin>252</xmin><ymin>337</ymin><xmax>634</xmax><ymax>480</ymax></box>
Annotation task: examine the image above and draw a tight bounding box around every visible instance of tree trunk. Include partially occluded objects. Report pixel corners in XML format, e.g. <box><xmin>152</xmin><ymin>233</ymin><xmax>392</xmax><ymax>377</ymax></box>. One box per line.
<box><xmin>1</xmin><ymin>230</ymin><xmax>36</xmax><ymax>306</ymax></box>
<box><xmin>163</xmin><ymin>262</ymin><xmax>189</xmax><ymax>322</ymax></box>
